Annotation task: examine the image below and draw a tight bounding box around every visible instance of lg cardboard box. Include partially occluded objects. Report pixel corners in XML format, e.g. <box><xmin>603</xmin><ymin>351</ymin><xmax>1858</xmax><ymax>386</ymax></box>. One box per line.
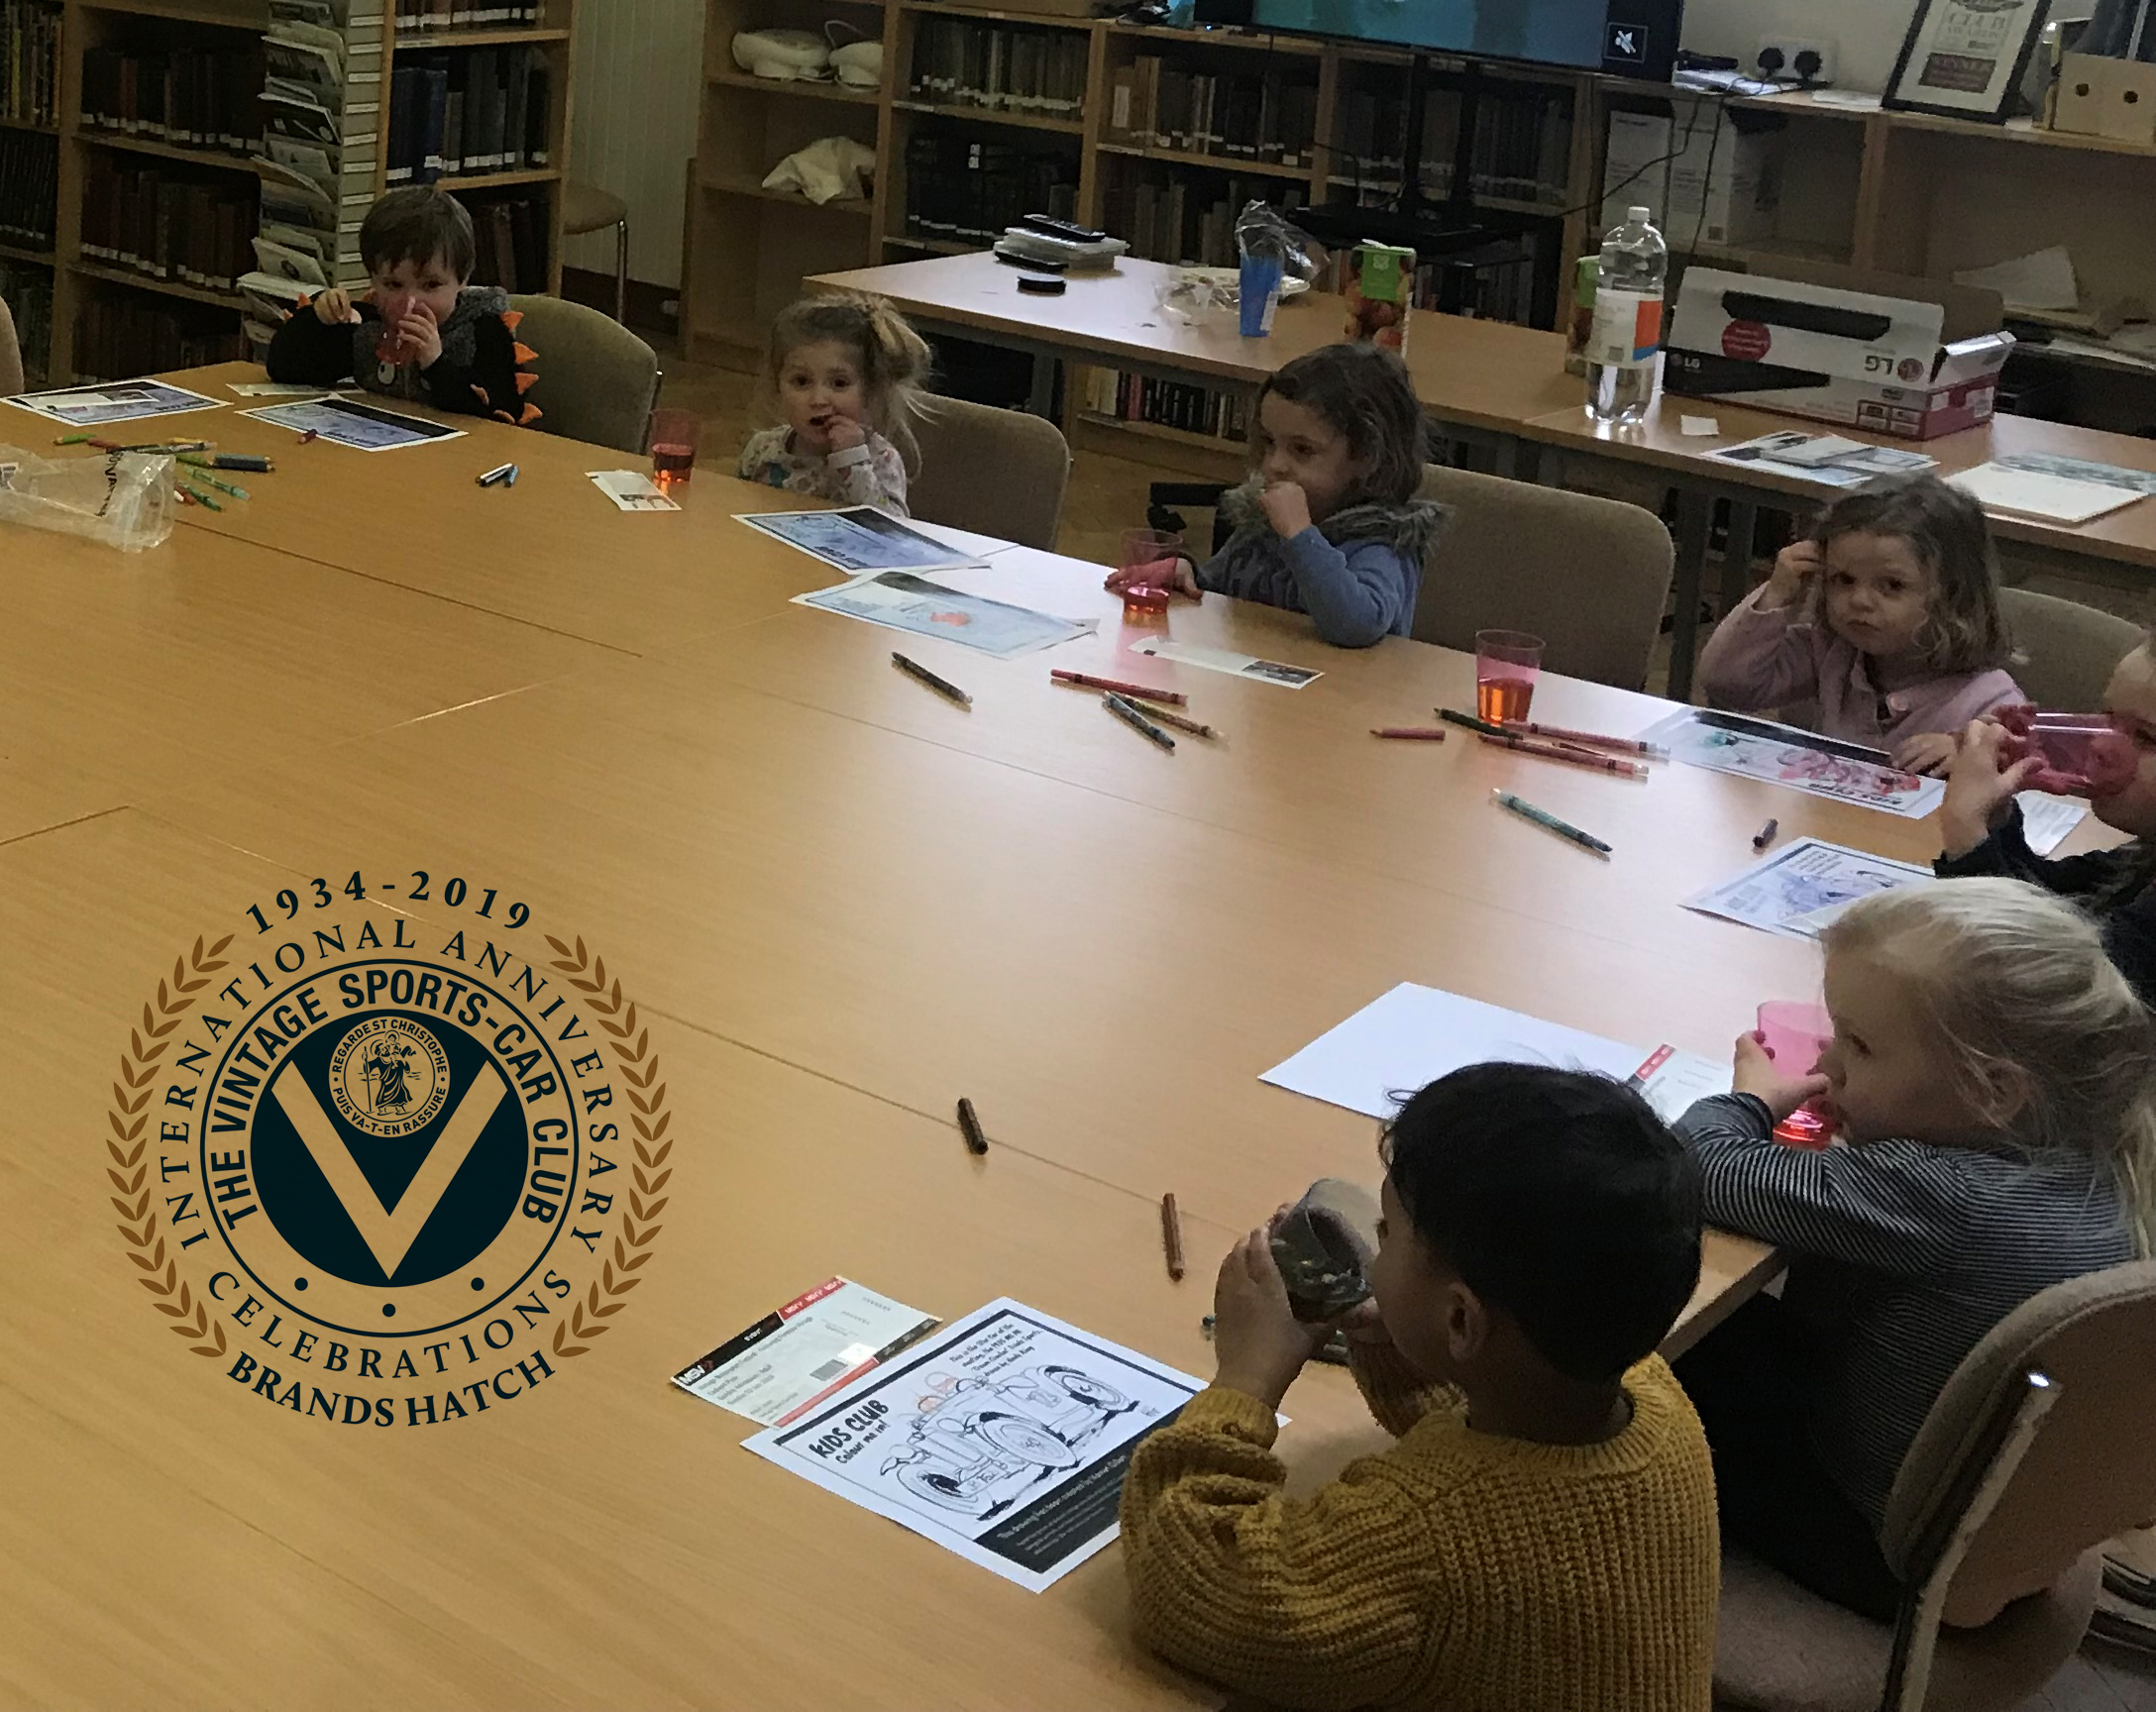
<box><xmin>1666</xmin><ymin>267</ymin><xmax>2014</xmax><ymax>440</ymax></box>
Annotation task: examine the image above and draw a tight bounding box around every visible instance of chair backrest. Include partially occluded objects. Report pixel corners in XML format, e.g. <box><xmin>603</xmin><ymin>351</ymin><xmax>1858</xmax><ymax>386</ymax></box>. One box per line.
<box><xmin>504</xmin><ymin>293</ymin><xmax>660</xmax><ymax>456</ymax></box>
<box><xmin>1997</xmin><ymin>587</ymin><xmax>2142</xmax><ymax>711</ymax></box>
<box><xmin>905</xmin><ymin>395</ymin><xmax>1071</xmax><ymax>551</ymax></box>
<box><xmin>1882</xmin><ymin>1261</ymin><xmax>2156</xmax><ymax>1629</ymax></box>
<box><xmin>0</xmin><ymin>292</ymin><xmax>21</xmax><ymax>397</ymax></box>
<box><xmin>1409</xmin><ymin>464</ymin><xmax>1674</xmax><ymax>692</ymax></box>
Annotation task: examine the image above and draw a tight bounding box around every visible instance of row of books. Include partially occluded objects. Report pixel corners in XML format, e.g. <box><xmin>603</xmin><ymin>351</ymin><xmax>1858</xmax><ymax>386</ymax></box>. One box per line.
<box><xmin>392</xmin><ymin>0</ymin><xmax>546</xmax><ymax>26</ymax></box>
<box><xmin>1104</xmin><ymin>172</ymin><xmax>1307</xmax><ymax>268</ymax></box>
<box><xmin>463</xmin><ymin>187</ymin><xmax>547</xmax><ymax>293</ymax></box>
<box><xmin>2</xmin><ymin>0</ymin><xmax>59</xmax><ymax>131</ymax></box>
<box><xmin>907</xmin><ymin>20</ymin><xmax>1087</xmax><ymax>118</ymax></box>
<box><xmin>385</xmin><ymin>48</ymin><xmax>550</xmax><ymax>184</ymax></box>
<box><xmin>1079</xmin><ymin>365</ymin><xmax>1251</xmax><ymax>444</ymax></box>
<box><xmin>0</xmin><ymin>125</ymin><xmax>54</xmax><ymax>248</ymax></box>
<box><xmin>1105</xmin><ymin>59</ymin><xmax>1320</xmax><ymax>167</ymax></box>
<box><xmin>81</xmin><ymin>46</ymin><xmax>263</xmax><ymax>159</ymax></box>
<box><xmin>903</xmin><ymin>135</ymin><xmax>1077</xmax><ymax>245</ymax></box>
<box><xmin>79</xmin><ymin>160</ymin><xmax>258</xmax><ymax>294</ymax></box>
<box><xmin>1335</xmin><ymin>82</ymin><xmax>1574</xmax><ymax>207</ymax></box>
<box><xmin>0</xmin><ymin>260</ymin><xmax>51</xmax><ymax>378</ymax></box>
<box><xmin>72</xmin><ymin>293</ymin><xmax>248</xmax><ymax>384</ymax></box>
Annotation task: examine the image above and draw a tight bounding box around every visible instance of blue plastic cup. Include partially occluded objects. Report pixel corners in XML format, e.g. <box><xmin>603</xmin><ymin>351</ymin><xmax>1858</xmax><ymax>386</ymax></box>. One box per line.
<box><xmin>1239</xmin><ymin>255</ymin><xmax>1284</xmax><ymax>337</ymax></box>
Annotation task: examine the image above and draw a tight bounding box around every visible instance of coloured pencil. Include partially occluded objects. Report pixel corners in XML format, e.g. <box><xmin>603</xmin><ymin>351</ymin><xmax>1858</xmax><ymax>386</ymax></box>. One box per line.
<box><xmin>1161</xmin><ymin>1194</ymin><xmax>1185</xmax><ymax>1280</ymax></box>
<box><xmin>892</xmin><ymin>651</ymin><xmax>972</xmax><ymax>708</ymax></box>
<box><xmin>1103</xmin><ymin>693</ymin><xmax>1176</xmax><ymax>752</ymax></box>
<box><xmin>1437</xmin><ymin>706</ymin><xmax>1506</xmax><ymax>737</ymax></box>
<box><xmin>1370</xmin><ymin>726</ymin><xmax>1448</xmax><ymax>740</ymax></box>
<box><xmin>1477</xmin><ymin>731</ymin><xmax>1649</xmax><ymax>780</ymax></box>
<box><xmin>1501</xmin><ymin>720</ymin><xmax>1668</xmax><ymax>759</ymax></box>
<box><xmin>956</xmin><ymin>1098</ymin><xmax>989</xmax><ymax>1156</ymax></box>
<box><xmin>1138</xmin><ymin>702</ymin><xmax>1218</xmax><ymax>739</ymax></box>
<box><xmin>1050</xmin><ymin>669</ymin><xmax>1186</xmax><ymax>706</ymax></box>
<box><xmin>1493</xmin><ymin>790</ymin><xmax>1612</xmax><ymax>857</ymax></box>
<box><xmin>1752</xmin><ymin>817</ymin><xmax>1779</xmax><ymax>851</ymax></box>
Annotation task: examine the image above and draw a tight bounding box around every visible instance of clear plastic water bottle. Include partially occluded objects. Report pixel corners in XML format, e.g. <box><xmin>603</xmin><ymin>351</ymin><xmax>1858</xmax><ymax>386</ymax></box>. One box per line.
<box><xmin>1585</xmin><ymin>205</ymin><xmax>1668</xmax><ymax>426</ymax></box>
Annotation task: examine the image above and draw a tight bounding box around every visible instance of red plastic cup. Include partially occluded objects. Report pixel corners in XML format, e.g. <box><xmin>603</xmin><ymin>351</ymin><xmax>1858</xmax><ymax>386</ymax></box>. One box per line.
<box><xmin>650</xmin><ymin>407</ymin><xmax>700</xmax><ymax>487</ymax></box>
<box><xmin>1120</xmin><ymin>527</ymin><xmax>1182</xmax><ymax>621</ymax></box>
<box><xmin>1757</xmin><ymin>1001</ymin><xmax>1836</xmax><ymax>1148</ymax></box>
<box><xmin>1474</xmin><ymin>630</ymin><xmax>1544</xmax><ymax>726</ymax></box>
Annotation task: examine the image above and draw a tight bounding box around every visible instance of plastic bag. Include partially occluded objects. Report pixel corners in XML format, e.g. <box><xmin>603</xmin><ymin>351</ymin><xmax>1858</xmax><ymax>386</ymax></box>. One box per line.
<box><xmin>761</xmin><ymin>136</ymin><xmax>876</xmax><ymax>206</ymax></box>
<box><xmin>1154</xmin><ymin>202</ymin><xmax>1323</xmax><ymax>326</ymax></box>
<box><xmin>1234</xmin><ymin>199</ymin><xmax>1321</xmax><ymax>285</ymax></box>
<box><xmin>0</xmin><ymin>447</ymin><xmax>175</xmax><ymax>551</ymax></box>
<box><xmin>1270</xmin><ymin>1178</ymin><xmax>1381</xmax><ymax>1322</ymax></box>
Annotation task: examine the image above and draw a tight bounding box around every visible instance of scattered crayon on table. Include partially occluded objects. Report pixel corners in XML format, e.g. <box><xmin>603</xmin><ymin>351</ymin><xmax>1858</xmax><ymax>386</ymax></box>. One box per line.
<box><xmin>1493</xmin><ymin>790</ymin><xmax>1612</xmax><ymax>857</ymax></box>
<box><xmin>1752</xmin><ymin>817</ymin><xmax>1779</xmax><ymax>852</ymax></box>
<box><xmin>1371</xmin><ymin>726</ymin><xmax>1448</xmax><ymax>741</ymax></box>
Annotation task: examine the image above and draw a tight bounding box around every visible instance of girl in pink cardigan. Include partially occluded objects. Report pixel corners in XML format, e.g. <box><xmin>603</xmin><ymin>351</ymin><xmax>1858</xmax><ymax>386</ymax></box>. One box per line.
<box><xmin>1697</xmin><ymin>476</ymin><xmax>2022</xmax><ymax>775</ymax></box>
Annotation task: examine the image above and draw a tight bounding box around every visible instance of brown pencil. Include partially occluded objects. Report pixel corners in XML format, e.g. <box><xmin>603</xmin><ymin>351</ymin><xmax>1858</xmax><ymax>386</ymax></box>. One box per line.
<box><xmin>1477</xmin><ymin>730</ymin><xmax>1649</xmax><ymax>780</ymax></box>
<box><xmin>1160</xmin><ymin>1193</ymin><xmax>1185</xmax><ymax>1280</ymax></box>
<box><xmin>1050</xmin><ymin>668</ymin><xmax>1187</xmax><ymax>706</ymax></box>
<box><xmin>1135</xmin><ymin>701</ymin><xmax>1219</xmax><ymax>739</ymax></box>
<box><xmin>1501</xmin><ymin>720</ymin><xmax>1668</xmax><ymax>759</ymax></box>
<box><xmin>1370</xmin><ymin>726</ymin><xmax>1449</xmax><ymax>740</ymax></box>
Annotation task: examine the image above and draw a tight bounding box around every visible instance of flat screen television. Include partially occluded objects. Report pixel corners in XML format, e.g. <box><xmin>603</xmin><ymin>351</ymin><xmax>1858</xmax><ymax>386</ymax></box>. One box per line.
<box><xmin>1217</xmin><ymin>0</ymin><xmax>1686</xmax><ymax>83</ymax></box>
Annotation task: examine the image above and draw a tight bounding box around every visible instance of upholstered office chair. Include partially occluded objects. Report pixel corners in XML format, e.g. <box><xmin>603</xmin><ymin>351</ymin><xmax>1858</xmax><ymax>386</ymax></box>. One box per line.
<box><xmin>906</xmin><ymin>396</ymin><xmax>1071</xmax><ymax>550</ymax></box>
<box><xmin>1998</xmin><ymin>587</ymin><xmax>2143</xmax><ymax>711</ymax></box>
<box><xmin>0</xmin><ymin>293</ymin><xmax>22</xmax><ymax>397</ymax></box>
<box><xmin>1411</xmin><ymin>465</ymin><xmax>1675</xmax><ymax>692</ymax></box>
<box><xmin>1714</xmin><ymin>1262</ymin><xmax>2156</xmax><ymax>1712</ymax></box>
<box><xmin>563</xmin><ymin>181</ymin><xmax>631</xmax><ymax>325</ymax></box>
<box><xmin>504</xmin><ymin>294</ymin><xmax>660</xmax><ymax>457</ymax></box>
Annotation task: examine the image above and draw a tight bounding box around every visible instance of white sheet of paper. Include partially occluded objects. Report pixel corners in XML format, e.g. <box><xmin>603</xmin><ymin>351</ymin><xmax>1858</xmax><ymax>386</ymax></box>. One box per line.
<box><xmin>587</xmin><ymin>470</ymin><xmax>681</xmax><ymax>511</ymax></box>
<box><xmin>1259</xmin><ymin>985</ymin><xmax>1733</xmax><ymax>1127</ymax></box>
<box><xmin>739</xmin><ymin>506</ymin><xmax>988</xmax><ymax>575</ymax></box>
<box><xmin>2016</xmin><ymin>792</ymin><xmax>2089</xmax><ymax>857</ymax></box>
<box><xmin>1679</xmin><ymin>415</ymin><xmax>1721</xmax><ymax>437</ymax></box>
<box><xmin>240</xmin><ymin>394</ymin><xmax>465</xmax><ymax>451</ymax></box>
<box><xmin>7</xmin><ymin>378</ymin><xmax>226</xmax><ymax>427</ymax></box>
<box><xmin>1949</xmin><ymin>463</ymin><xmax>2143</xmax><ymax>526</ymax></box>
<box><xmin>1683</xmin><ymin>837</ymin><xmax>1935</xmax><ymax>939</ymax></box>
<box><xmin>227</xmin><ymin>380</ymin><xmax>338</xmax><ymax>397</ymax></box>
<box><xmin>1640</xmin><ymin>709</ymin><xmax>1946</xmax><ymax>818</ymax></box>
<box><xmin>1131</xmin><ymin>637</ymin><xmax>1322</xmax><ymax>688</ymax></box>
<box><xmin>1954</xmin><ymin>246</ymin><xmax>2081</xmax><ymax>314</ymax></box>
<box><xmin>672</xmin><ymin>1277</ymin><xmax>940</xmax><ymax>1428</ymax></box>
<box><xmin>743</xmin><ymin>1298</ymin><xmax>1204</xmax><ymax>1593</ymax></box>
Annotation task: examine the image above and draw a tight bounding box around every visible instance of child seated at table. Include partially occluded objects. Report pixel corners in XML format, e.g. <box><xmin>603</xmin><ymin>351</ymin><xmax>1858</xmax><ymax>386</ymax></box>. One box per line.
<box><xmin>1102</xmin><ymin>342</ymin><xmax>1449</xmax><ymax>649</ymax></box>
<box><xmin>1931</xmin><ymin>644</ymin><xmax>2156</xmax><ymax>1005</ymax></box>
<box><xmin>738</xmin><ymin>290</ymin><xmax>929</xmax><ymax>515</ymax></box>
<box><xmin>1696</xmin><ymin>475</ymin><xmax>2021</xmax><ymax>774</ymax></box>
<box><xmin>1673</xmin><ymin>881</ymin><xmax>2152</xmax><ymax>1622</ymax></box>
<box><xmin>266</xmin><ymin>186</ymin><xmax>537</xmax><ymax>425</ymax></box>
<box><xmin>1121</xmin><ymin>1064</ymin><xmax>1718</xmax><ymax>1711</ymax></box>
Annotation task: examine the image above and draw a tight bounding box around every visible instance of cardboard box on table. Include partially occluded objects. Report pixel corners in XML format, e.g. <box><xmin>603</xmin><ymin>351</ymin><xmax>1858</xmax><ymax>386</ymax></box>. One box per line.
<box><xmin>1666</xmin><ymin>265</ymin><xmax>2015</xmax><ymax>440</ymax></box>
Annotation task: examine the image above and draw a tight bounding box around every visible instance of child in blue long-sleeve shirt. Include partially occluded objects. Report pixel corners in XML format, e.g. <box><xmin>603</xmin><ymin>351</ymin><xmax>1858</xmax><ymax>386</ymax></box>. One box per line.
<box><xmin>1105</xmin><ymin>343</ymin><xmax>1449</xmax><ymax>648</ymax></box>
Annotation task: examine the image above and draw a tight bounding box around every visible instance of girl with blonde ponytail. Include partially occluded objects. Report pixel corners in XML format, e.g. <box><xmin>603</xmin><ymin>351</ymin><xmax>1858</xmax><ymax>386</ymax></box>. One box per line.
<box><xmin>739</xmin><ymin>289</ymin><xmax>931</xmax><ymax>514</ymax></box>
<box><xmin>1670</xmin><ymin>878</ymin><xmax>2153</xmax><ymax>1625</ymax></box>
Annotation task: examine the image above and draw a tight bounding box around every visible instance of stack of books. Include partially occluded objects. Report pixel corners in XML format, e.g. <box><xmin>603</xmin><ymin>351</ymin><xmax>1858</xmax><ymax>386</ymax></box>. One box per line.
<box><xmin>79</xmin><ymin>43</ymin><xmax>262</xmax><ymax>158</ymax></box>
<box><xmin>386</xmin><ymin>47</ymin><xmax>551</xmax><ymax>185</ymax></box>
<box><xmin>391</xmin><ymin>0</ymin><xmax>543</xmax><ymax>27</ymax></box>
<box><xmin>908</xmin><ymin>19</ymin><xmax>1087</xmax><ymax>118</ymax></box>
<box><xmin>72</xmin><ymin>293</ymin><xmax>248</xmax><ymax>382</ymax></box>
<box><xmin>244</xmin><ymin>0</ymin><xmax>384</xmax><ymax>351</ymax></box>
<box><xmin>0</xmin><ymin>125</ymin><xmax>55</xmax><ymax>249</ymax></box>
<box><xmin>2</xmin><ymin>0</ymin><xmax>60</xmax><ymax>130</ymax></box>
<box><xmin>1105</xmin><ymin>58</ymin><xmax>1319</xmax><ymax>166</ymax></box>
<box><xmin>1105</xmin><ymin>172</ymin><xmax>1306</xmax><ymax>267</ymax></box>
<box><xmin>1335</xmin><ymin>81</ymin><xmax>1574</xmax><ymax>208</ymax></box>
<box><xmin>904</xmin><ymin>134</ymin><xmax>1077</xmax><ymax>245</ymax></box>
<box><xmin>461</xmin><ymin>187</ymin><xmax>548</xmax><ymax>292</ymax></box>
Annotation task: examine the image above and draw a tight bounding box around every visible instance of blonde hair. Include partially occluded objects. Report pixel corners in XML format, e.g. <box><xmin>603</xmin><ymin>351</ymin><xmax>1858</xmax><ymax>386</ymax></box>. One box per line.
<box><xmin>1822</xmin><ymin>880</ymin><xmax>2156</xmax><ymax>1255</ymax></box>
<box><xmin>1807</xmin><ymin>474</ymin><xmax>2014</xmax><ymax>675</ymax></box>
<box><xmin>765</xmin><ymin>289</ymin><xmax>932</xmax><ymax>468</ymax></box>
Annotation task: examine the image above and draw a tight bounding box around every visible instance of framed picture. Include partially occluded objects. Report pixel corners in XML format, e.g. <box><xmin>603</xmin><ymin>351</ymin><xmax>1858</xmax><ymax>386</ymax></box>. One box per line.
<box><xmin>1885</xmin><ymin>0</ymin><xmax>2054</xmax><ymax>123</ymax></box>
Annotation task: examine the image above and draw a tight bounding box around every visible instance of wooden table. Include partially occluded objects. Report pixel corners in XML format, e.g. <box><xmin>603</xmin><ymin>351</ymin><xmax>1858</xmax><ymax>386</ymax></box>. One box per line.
<box><xmin>2</xmin><ymin>373</ymin><xmax>1971</xmax><ymax>1707</ymax></box>
<box><xmin>807</xmin><ymin>253</ymin><xmax>1580</xmax><ymax>475</ymax></box>
<box><xmin>1524</xmin><ymin>394</ymin><xmax>2156</xmax><ymax>698</ymax></box>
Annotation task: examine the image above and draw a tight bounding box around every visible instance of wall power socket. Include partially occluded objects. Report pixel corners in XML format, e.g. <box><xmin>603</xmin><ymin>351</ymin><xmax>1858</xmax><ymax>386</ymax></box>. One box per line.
<box><xmin>1756</xmin><ymin>37</ymin><xmax>1839</xmax><ymax>86</ymax></box>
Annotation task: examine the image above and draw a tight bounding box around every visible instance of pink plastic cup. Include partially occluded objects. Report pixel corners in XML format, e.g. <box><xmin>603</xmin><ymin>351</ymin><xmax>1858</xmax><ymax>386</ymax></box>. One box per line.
<box><xmin>374</xmin><ymin>292</ymin><xmax>417</xmax><ymax>365</ymax></box>
<box><xmin>2025</xmin><ymin>715</ymin><xmax>2136</xmax><ymax>799</ymax></box>
<box><xmin>1757</xmin><ymin>1001</ymin><xmax>1836</xmax><ymax>1148</ymax></box>
<box><xmin>1120</xmin><ymin>527</ymin><xmax>1183</xmax><ymax>621</ymax></box>
<box><xmin>1474</xmin><ymin>630</ymin><xmax>1544</xmax><ymax>726</ymax></box>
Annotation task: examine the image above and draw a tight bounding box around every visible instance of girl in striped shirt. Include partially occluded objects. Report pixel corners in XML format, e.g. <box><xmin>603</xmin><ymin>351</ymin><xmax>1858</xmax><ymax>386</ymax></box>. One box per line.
<box><xmin>1672</xmin><ymin>880</ymin><xmax>2155</xmax><ymax>1620</ymax></box>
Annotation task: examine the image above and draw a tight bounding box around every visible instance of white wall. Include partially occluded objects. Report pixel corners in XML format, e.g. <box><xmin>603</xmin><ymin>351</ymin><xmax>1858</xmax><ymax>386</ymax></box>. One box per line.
<box><xmin>1678</xmin><ymin>0</ymin><xmax>1918</xmax><ymax>92</ymax></box>
<box><xmin>564</xmin><ymin>0</ymin><xmax>704</xmax><ymax>290</ymax></box>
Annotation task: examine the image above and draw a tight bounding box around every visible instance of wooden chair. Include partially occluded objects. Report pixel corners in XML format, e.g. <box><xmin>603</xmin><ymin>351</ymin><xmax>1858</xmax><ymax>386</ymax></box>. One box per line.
<box><xmin>562</xmin><ymin>181</ymin><xmax>630</xmax><ymax>326</ymax></box>
<box><xmin>504</xmin><ymin>293</ymin><xmax>660</xmax><ymax>457</ymax></box>
<box><xmin>1713</xmin><ymin>1262</ymin><xmax>2156</xmax><ymax>1712</ymax></box>
<box><xmin>1998</xmin><ymin>587</ymin><xmax>2143</xmax><ymax>711</ymax></box>
<box><xmin>1411</xmin><ymin>464</ymin><xmax>1675</xmax><ymax>692</ymax></box>
<box><xmin>905</xmin><ymin>395</ymin><xmax>1070</xmax><ymax>550</ymax></box>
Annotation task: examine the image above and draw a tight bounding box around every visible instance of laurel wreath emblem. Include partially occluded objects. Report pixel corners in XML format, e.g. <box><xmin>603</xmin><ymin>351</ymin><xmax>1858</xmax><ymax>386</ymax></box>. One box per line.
<box><xmin>109</xmin><ymin>934</ymin><xmax>235</xmax><ymax>1359</ymax></box>
<box><xmin>544</xmin><ymin>935</ymin><xmax>670</xmax><ymax>1359</ymax></box>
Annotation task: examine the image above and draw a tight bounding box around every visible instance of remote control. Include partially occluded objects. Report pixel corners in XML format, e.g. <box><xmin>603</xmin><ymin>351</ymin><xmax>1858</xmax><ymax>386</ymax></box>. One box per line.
<box><xmin>1017</xmin><ymin>276</ymin><xmax>1067</xmax><ymax>295</ymax></box>
<box><xmin>1021</xmin><ymin>213</ymin><xmax>1109</xmax><ymax>246</ymax></box>
<box><xmin>994</xmin><ymin>250</ymin><xmax>1066</xmax><ymax>273</ymax></box>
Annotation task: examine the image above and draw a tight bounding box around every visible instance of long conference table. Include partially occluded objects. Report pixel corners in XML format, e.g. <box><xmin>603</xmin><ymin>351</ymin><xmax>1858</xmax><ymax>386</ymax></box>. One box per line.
<box><xmin>3</xmin><ymin>362</ymin><xmax>2026</xmax><ymax>1706</ymax></box>
<box><xmin>811</xmin><ymin>253</ymin><xmax>2156</xmax><ymax>698</ymax></box>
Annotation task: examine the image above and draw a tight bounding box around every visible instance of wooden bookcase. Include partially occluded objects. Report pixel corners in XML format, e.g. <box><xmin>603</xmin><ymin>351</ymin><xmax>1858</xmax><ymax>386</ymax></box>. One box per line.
<box><xmin>41</xmin><ymin>0</ymin><xmax>578</xmax><ymax>383</ymax></box>
<box><xmin>0</xmin><ymin>0</ymin><xmax>63</xmax><ymax>383</ymax></box>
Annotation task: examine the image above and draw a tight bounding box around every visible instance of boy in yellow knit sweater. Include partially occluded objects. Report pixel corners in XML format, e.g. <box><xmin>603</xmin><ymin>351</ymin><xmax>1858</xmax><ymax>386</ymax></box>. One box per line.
<box><xmin>1120</xmin><ymin>1063</ymin><xmax>1719</xmax><ymax>1711</ymax></box>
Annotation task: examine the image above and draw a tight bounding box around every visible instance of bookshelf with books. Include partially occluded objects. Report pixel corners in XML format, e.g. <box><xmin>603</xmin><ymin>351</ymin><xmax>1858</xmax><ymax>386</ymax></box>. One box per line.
<box><xmin>1</xmin><ymin>0</ymin><xmax>60</xmax><ymax>379</ymax></box>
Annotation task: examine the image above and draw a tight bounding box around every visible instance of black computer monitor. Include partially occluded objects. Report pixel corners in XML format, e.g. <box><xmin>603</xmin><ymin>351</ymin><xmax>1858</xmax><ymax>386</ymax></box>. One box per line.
<box><xmin>1217</xmin><ymin>0</ymin><xmax>1685</xmax><ymax>83</ymax></box>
